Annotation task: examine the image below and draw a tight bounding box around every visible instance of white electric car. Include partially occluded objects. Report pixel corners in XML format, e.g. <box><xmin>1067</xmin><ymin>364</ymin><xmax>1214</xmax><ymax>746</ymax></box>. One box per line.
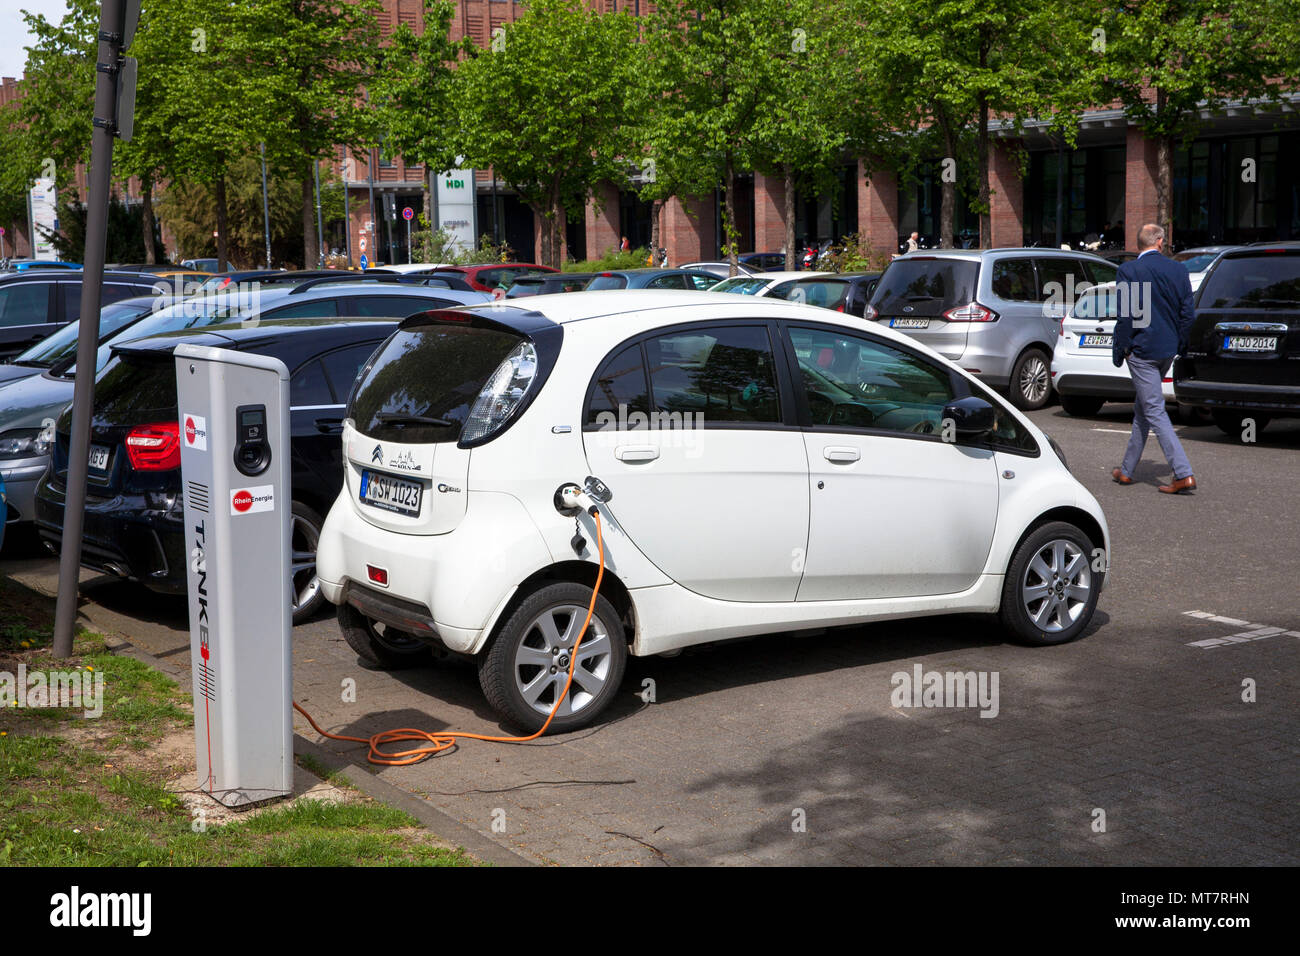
<box><xmin>317</xmin><ymin>291</ymin><xmax>1110</xmax><ymax>732</ymax></box>
<box><xmin>1051</xmin><ymin>281</ymin><xmax>1179</xmax><ymax>416</ymax></box>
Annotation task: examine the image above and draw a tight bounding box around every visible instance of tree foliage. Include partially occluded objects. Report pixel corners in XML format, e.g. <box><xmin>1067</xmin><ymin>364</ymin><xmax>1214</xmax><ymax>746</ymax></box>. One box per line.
<box><xmin>454</xmin><ymin>0</ymin><xmax>641</xmax><ymax>268</ymax></box>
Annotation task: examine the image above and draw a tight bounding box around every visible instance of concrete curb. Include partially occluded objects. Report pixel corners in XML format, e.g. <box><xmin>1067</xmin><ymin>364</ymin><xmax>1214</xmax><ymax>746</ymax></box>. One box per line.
<box><xmin>101</xmin><ymin>633</ymin><xmax>534</xmax><ymax>868</ymax></box>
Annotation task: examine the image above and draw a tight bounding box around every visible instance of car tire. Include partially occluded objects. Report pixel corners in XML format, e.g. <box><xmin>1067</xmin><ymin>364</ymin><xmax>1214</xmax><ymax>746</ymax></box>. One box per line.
<box><xmin>479</xmin><ymin>582</ymin><xmax>627</xmax><ymax>735</ymax></box>
<box><xmin>290</xmin><ymin>501</ymin><xmax>327</xmax><ymax>625</ymax></box>
<box><xmin>999</xmin><ymin>521</ymin><xmax>1102</xmax><ymax>647</ymax></box>
<box><xmin>1009</xmin><ymin>348</ymin><xmax>1053</xmax><ymax>411</ymax></box>
<box><xmin>337</xmin><ymin>603</ymin><xmax>431</xmax><ymax>669</ymax></box>
<box><xmin>1212</xmin><ymin>410</ymin><xmax>1269</xmax><ymax>438</ymax></box>
<box><xmin>1059</xmin><ymin>394</ymin><xmax>1104</xmax><ymax>417</ymax></box>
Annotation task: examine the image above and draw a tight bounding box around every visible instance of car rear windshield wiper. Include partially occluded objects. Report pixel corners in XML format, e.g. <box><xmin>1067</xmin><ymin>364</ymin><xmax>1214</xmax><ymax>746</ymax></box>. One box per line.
<box><xmin>376</xmin><ymin>412</ymin><xmax>457</xmax><ymax>427</ymax></box>
<box><xmin>11</xmin><ymin>359</ymin><xmax>51</xmax><ymax>368</ymax></box>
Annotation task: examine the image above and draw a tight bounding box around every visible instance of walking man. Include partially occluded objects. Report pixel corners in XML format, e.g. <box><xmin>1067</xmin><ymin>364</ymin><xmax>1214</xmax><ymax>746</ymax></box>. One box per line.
<box><xmin>1112</xmin><ymin>223</ymin><xmax>1196</xmax><ymax>493</ymax></box>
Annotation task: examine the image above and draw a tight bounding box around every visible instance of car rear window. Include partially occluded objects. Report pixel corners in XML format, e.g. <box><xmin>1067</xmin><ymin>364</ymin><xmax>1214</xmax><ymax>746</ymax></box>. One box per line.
<box><xmin>1198</xmin><ymin>252</ymin><xmax>1300</xmax><ymax>309</ymax></box>
<box><xmin>587</xmin><ymin>274</ymin><xmax>629</xmax><ymax>291</ymax></box>
<box><xmin>85</xmin><ymin>351</ymin><xmax>177</xmax><ymax>427</ymax></box>
<box><xmin>347</xmin><ymin>324</ymin><xmax>527</xmax><ymax>443</ymax></box>
<box><xmin>871</xmin><ymin>259</ymin><xmax>979</xmax><ymax>315</ymax></box>
<box><xmin>713</xmin><ymin>277</ymin><xmax>768</xmax><ymax>295</ymax></box>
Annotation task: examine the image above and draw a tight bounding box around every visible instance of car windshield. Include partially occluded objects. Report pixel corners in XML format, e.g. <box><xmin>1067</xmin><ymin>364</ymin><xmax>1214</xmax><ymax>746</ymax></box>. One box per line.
<box><xmin>1068</xmin><ymin>283</ymin><xmax>1119</xmax><ymax>319</ymax></box>
<box><xmin>1198</xmin><ymin>253</ymin><xmax>1300</xmax><ymax>308</ymax></box>
<box><xmin>712</xmin><ymin>277</ymin><xmax>768</xmax><ymax>295</ymax></box>
<box><xmin>1174</xmin><ymin>253</ymin><xmax>1219</xmax><ymax>273</ymax></box>
<box><xmin>61</xmin><ymin>293</ymin><xmax>270</xmax><ymax>376</ymax></box>
<box><xmin>14</xmin><ymin>300</ymin><xmax>150</xmax><ymax>366</ymax></box>
<box><xmin>770</xmin><ymin>279</ymin><xmax>849</xmax><ymax>308</ymax></box>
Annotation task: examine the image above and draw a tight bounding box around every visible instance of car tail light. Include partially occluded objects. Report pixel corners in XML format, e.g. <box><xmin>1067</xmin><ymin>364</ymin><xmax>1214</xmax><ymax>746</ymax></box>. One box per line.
<box><xmin>863</xmin><ymin>303</ymin><xmax>878</xmax><ymax>320</ymax></box>
<box><xmin>367</xmin><ymin>565</ymin><xmax>389</xmax><ymax>587</ymax></box>
<box><xmin>943</xmin><ymin>302</ymin><xmax>998</xmax><ymax>322</ymax></box>
<box><xmin>125</xmin><ymin>422</ymin><xmax>180</xmax><ymax>471</ymax></box>
<box><xmin>460</xmin><ymin>340</ymin><xmax>538</xmax><ymax>444</ymax></box>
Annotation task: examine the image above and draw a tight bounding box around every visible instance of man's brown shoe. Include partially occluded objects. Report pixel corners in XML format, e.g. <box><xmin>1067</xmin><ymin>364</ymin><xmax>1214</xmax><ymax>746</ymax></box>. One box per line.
<box><xmin>1158</xmin><ymin>475</ymin><xmax>1197</xmax><ymax>494</ymax></box>
<box><xmin>1112</xmin><ymin>467</ymin><xmax>1134</xmax><ymax>485</ymax></box>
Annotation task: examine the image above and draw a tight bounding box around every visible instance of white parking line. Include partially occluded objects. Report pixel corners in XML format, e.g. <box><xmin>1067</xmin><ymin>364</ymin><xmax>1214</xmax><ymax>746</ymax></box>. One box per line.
<box><xmin>1182</xmin><ymin>610</ymin><xmax>1300</xmax><ymax>648</ymax></box>
<box><xmin>1090</xmin><ymin>428</ymin><xmax>1131</xmax><ymax>434</ymax></box>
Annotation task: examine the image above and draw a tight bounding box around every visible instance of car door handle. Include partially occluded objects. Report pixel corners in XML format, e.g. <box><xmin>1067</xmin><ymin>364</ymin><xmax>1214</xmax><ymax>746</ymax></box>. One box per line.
<box><xmin>315</xmin><ymin>418</ymin><xmax>344</xmax><ymax>435</ymax></box>
<box><xmin>823</xmin><ymin>446</ymin><xmax>860</xmax><ymax>463</ymax></box>
<box><xmin>615</xmin><ymin>445</ymin><xmax>660</xmax><ymax>462</ymax></box>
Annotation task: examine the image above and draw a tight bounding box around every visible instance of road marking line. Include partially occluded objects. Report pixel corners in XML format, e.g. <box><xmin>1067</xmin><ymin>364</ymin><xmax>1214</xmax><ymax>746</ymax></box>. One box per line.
<box><xmin>1182</xmin><ymin>610</ymin><xmax>1300</xmax><ymax>648</ymax></box>
<box><xmin>1090</xmin><ymin>428</ymin><xmax>1132</xmax><ymax>434</ymax></box>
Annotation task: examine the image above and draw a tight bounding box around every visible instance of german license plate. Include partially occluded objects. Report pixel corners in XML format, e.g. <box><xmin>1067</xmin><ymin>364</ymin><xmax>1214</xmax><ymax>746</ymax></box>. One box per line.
<box><xmin>1224</xmin><ymin>335</ymin><xmax>1277</xmax><ymax>352</ymax></box>
<box><xmin>890</xmin><ymin>317</ymin><xmax>930</xmax><ymax>329</ymax></box>
<box><xmin>359</xmin><ymin>469</ymin><xmax>421</xmax><ymax>517</ymax></box>
<box><xmin>1079</xmin><ymin>333</ymin><xmax>1112</xmax><ymax>348</ymax></box>
<box><xmin>88</xmin><ymin>445</ymin><xmax>110</xmax><ymax>471</ymax></box>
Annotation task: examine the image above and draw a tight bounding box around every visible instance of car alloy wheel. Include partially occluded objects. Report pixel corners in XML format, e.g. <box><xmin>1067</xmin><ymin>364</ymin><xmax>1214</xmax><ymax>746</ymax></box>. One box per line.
<box><xmin>480</xmin><ymin>582</ymin><xmax>627</xmax><ymax>734</ymax></box>
<box><xmin>999</xmin><ymin>521</ymin><xmax>1101</xmax><ymax>646</ymax></box>
<box><xmin>290</xmin><ymin>501</ymin><xmax>325</xmax><ymax>624</ymax></box>
<box><xmin>513</xmin><ymin>603</ymin><xmax>613</xmax><ymax>718</ymax></box>
<box><xmin>1020</xmin><ymin>538</ymin><xmax>1091</xmax><ymax>633</ymax></box>
<box><xmin>1012</xmin><ymin>350</ymin><xmax>1052</xmax><ymax>410</ymax></box>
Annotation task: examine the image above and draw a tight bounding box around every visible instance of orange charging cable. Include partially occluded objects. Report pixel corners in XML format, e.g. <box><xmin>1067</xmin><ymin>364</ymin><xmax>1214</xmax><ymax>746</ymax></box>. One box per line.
<box><xmin>293</xmin><ymin>509</ymin><xmax>605</xmax><ymax>766</ymax></box>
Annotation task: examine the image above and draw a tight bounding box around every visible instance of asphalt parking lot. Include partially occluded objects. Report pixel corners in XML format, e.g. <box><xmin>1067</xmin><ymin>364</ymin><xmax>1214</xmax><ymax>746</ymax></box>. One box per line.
<box><xmin>3</xmin><ymin>404</ymin><xmax>1297</xmax><ymax>865</ymax></box>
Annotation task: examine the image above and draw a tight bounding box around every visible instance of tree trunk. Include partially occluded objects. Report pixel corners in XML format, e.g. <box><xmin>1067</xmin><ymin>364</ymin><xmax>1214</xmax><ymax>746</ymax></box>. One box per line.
<box><xmin>214</xmin><ymin>173</ymin><xmax>230</xmax><ymax>272</ymax></box>
<box><xmin>940</xmin><ymin>126</ymin><xmax>956</xmax><ymax>249</ymax></box>
<box><xmin>650</xmin><ymin>199</ymin><xmax>664</xmax><ymax>265</ymax></box>
<box><xmin>977</xmin><ymin>94</ymin><xmax>991</xmax><ymax>249</ymax></box>
<box><xmin>302</xmin><ymin>168</ymin><xmax>317</xmax><ymax>269</ymax></box>
<box><xmin>552</xmin><ymin>198</ymin><xmax>566</xmax><ymax>268</ymax></box>
<box><xmin>1157</xmin><ymin>133</ymin><xmax>1173</xmax><ymax>249</ymax></box>
<box><xmin>723</xmin><ymin>152</ymin><xmax>738</xmax><ymax>275</ymax></box>
<box><xmin>141</xmin><ymin>176</ymin><xmax>156</xmax><ymax>265</ymax></box>
<box><xmin>783</xmin><ymin>163</ymin><xmax>796</xmax><ymax>271</ymax></box>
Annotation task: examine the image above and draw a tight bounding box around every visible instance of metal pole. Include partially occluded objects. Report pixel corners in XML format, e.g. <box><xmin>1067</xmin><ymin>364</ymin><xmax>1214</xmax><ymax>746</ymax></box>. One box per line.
<box><xmin>1055</xmin><ymin>136</ymin><xmax>1065</xmax><ymax>249</ymax></box>
<box><xmin>54</xmin><ymin>0</ymin><xmax>125</xmax><ymax>658</ymax></box>
<box><xmin>342</xmin><ymin>147</ymin><xmax>352</xmax><ymax>267</ymax></box>
<box><xmin>260</xmin><ymin>142</ymin><xmax>272</xmax><ymax>269</ymax></box>
<box><xmin>313</xmin><ymin>160</ymin><xmax>324</xmax><ymax>267</ymax></box>
<box><xmin>367</xmin><ymin>153</ymin><xmax>376</xmax><ymax>267</ymax></box>
<box><xmin>405</xmin><ymin>215</ymin><xmax>411</xmax><ymax>264</ymax></box>
<box><xmin>384</xmin><ymin>191</ymin><xmax>394</xmax><ymax>266</ymax></box>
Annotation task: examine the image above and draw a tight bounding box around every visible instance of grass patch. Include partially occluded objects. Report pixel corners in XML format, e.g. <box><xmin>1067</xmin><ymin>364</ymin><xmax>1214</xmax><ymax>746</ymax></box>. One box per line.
<box><xmin>0</xmin><ymin>624</ymin><xmax>475</xmax><ymax>866</ymax></box>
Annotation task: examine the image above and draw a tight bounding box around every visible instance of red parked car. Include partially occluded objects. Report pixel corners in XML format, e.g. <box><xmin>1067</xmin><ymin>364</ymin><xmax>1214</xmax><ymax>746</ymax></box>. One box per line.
<box><xmin>441</xmin><ymin>263</ymin><xmax>558</xmax><ymax>292</ymax></box>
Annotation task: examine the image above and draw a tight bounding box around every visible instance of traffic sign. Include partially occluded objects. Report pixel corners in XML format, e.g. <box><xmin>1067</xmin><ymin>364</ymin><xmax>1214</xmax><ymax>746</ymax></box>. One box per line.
<box><xmin>402</xmin><ymin>206</ymin><xmax>414</xmax><ymax>222</ymax></box>
<box><xmin>359</xmin><ymin>237</ymin><xmax>367</xmax><ymax>252</ymax></box>
<box><xmin>0</xmin><ymin>227</ymin><xmax>6</xmax><ymax>236</ymax></box>
<box><xmin>360</xmin><ymin>253</ymin><xmax>369</xmax><ymax>270</ymax></box>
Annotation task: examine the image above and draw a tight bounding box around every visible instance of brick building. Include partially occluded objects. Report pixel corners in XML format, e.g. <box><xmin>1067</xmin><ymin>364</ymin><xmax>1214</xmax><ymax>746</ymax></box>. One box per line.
<box><xmin>6</xmin><ymin>1</ymin><xmax>1297</xmax><ymax>264</ymax></box>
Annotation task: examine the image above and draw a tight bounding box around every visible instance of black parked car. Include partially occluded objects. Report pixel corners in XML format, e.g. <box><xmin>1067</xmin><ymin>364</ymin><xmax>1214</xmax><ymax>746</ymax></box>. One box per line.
<box><xmin>35</xmin><ymin>318</ymin><xmax>398</xmax><ymax>623</ymax></box>
<box><xmin>0</xmin><ymin>270</ymin><xmax>160</xmax><ymax>361</ymax></box>
<box><xmin>1174</xmin><ymin>242</ymin><xmax>1300</xmax><ymax>435</ymax></box>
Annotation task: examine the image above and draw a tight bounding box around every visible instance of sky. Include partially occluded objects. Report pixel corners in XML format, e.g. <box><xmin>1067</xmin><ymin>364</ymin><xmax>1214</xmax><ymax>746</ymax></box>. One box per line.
<box><xmin>1</xmin><ymin>0</ymin><xmax>70</xmax><ymax>80</ymax></box>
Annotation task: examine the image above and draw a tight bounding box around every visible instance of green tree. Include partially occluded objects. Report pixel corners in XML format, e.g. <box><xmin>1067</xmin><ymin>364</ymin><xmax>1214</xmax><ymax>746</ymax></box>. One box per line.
<box><xmin>853</xmin><ymin>0</ymin><xmax>1091</xmax><ymax>247</ymax></box>
<box><xmin>234</xmin><ymin>0</ymin><xmax>382</xmax><ymax>269</ymax></box>
<box><xmin>1090</xmin><ymin>0</ymin><xmax>1296</xmax><ymax>244</ymax></box>
<box><xmin>642</xmin><ymin>0</ymin><xmax>847</xmax><ymax>271</ymax></box>
<box><xmin>454</xmin><ymin>0</ymin><xmax>641</xmax><ymax>268</ymax></box>
<box><xmin>369</xmin><ymin>0</ymin><xmax>469</xmax><ymax>221</ymax></box>
<box><xmin>748</xmin><ymin>0</ymin><xmax>861</xmax><ymax>268</ymax></box>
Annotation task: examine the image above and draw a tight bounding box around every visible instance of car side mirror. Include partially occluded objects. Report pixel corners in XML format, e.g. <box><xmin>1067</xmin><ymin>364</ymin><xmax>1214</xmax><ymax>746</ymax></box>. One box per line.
<box><xmin>942</xmin><ymin>396</ymin><xmax>997</xmax><ymax>438</ymax></box>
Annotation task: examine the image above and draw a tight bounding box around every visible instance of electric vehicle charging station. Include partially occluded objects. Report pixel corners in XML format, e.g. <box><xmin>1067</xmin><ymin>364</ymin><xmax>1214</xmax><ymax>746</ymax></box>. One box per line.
<box><xmin>175</xmin><ymin>344</ymin><xmax>293</xmax><ymax>807</ymax></box>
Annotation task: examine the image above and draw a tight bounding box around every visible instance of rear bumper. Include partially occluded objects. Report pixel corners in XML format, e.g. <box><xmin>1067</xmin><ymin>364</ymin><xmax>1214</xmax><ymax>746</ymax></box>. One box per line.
<box><xmin>33</xmin><ymin>474</ymin><xmax>186</xmax><ymax>592</ymax></box>
<box><xmin>1172</xmin><ymin>379</ymin><xmax>1300</xmax><ymax>416</ymax></box>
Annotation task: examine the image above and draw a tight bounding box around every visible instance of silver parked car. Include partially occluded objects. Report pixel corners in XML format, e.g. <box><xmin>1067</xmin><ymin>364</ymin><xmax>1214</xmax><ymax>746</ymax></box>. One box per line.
<box><xmin>865</xmin><ymin>248</ymin><xmax>1120</xmax><ymax>410</ymax></box>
